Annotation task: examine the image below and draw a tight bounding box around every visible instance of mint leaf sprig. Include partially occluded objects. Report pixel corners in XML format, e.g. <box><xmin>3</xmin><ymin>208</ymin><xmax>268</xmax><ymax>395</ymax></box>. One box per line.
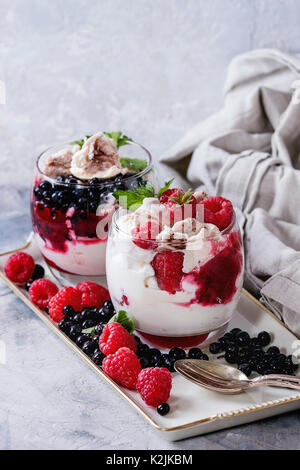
<box><xmin>120</xmin><ymin>157</ymin><xmax>147</xmax><ymax>172</ymax></box>
<box><xmin>169</xmin><ymin>188</ymin><xmax>194</xmax><ymax>205</ymax></box>
<box><xmin>82</xmin><ymin>310</ymin><xmax>135</xmax><ymax>336</ymax></box>
<box><xmin>103</xmin><ymin>131</ymin><xmax>133</xmax><ymax>148</ymax></box>
<box><xmin>113</xmin><ymin>181</ymin><xmax>155</xmax><ymax>211</ymax></box>
<box><xmin>157</xmin><ymin>178</ymin><xmax>174</xmax><ymax>199</ymax></box>
<box><xmin>108</xmin><ymin>310</ymin><xmax>135</xmax><ymax>334</ymax></box>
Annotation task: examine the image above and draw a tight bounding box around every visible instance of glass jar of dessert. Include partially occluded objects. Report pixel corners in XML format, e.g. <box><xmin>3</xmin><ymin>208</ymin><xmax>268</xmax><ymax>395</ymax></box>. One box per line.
<box><xmin>106</xmin><ymin>184</ymin><xmax>244</xmax><ymax>344</ymax></box>
<box><xmin>31</xmin><ymin>131</ymin><xmax>154</xmax><ymax>276</ymax></box>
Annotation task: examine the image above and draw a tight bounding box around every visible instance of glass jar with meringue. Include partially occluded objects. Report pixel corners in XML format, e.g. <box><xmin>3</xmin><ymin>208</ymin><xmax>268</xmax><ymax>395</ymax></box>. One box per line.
<box><xmin>106</xmin><ymin>186</ymin><xmax>244</xmax><ymax>347</ymax></box>
<box><xmin>31</xmin><ymin>132</ymin><xmax>155</xmax><ymax>276</ymax></box>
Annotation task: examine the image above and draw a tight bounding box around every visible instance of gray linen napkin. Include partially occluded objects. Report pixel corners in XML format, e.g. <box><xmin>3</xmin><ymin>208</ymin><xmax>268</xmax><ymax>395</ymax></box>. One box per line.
<box><xmin>159</xmin><ymin>49</ymin><xmax>300</xmax><ymax>336</ymax></box>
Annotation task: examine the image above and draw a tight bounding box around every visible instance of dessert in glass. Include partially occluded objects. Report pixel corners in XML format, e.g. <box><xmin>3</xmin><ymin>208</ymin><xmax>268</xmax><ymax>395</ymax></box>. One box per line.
<box><xmin>31</xmin><ymin>131</ymin><xmax>154</xmax><ymax>276</ymax></box>
<box><xmin>106</xmin><ymin>184</ymin><xmax>244</xmax><ymax>346</ymax></box>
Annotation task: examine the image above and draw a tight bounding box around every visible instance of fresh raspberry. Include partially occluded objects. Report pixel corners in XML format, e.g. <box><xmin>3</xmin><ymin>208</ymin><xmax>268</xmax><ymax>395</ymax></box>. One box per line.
<box><xmin>29</xmin><ymin>278</ymin><xmax>59</xmax><ymax>310</ymax></box>
<box><xmin>99</xmin><ymin>322</ymin><xmax>137</xmax><ymax>355</ymax></box>
<box><xmin>151</xmin><ymin>250</ymin><xmax>184</xmax><ymax>294</ymax></box>
<box><xmin>131</xmin><ymin>221</ymin><xmax>160</xmax><ymax>250</ymax></box>
<box><xmin>159</xmin><ymin>188</ymin><xmax>180</xmax><ymax>204</ymax></box>
<box><xmin>76</xmin><ymin>281</ymin><xmax>110</xmax><ymax>309</ymax></box>
<box><xmin>159</xmin><ymin>188</ymin><xmax>197</xmax><ymax>224</ymax></box>
<box><xmin>201</xmin><ymin>196</ymin><xmax>233</xmax><ymax>231</ymax></box>
<box><xmin>48</xmin><ymin>286</ymin><xmax>82</xmax><ymax>323</ymax></box>
<box><xmin>102</xmin><ymin>347</ymin><xmax>141</xmax><ymax>389</ymax></box>
<box><xmin>4</xmin><ymin>252</ymin><xmax>35</xmax><ymax>284</ymax></box>
<box><xmin>137</xmin><ymin>367</ymin><xmax>172</xmax><ymax>407</ymax></box>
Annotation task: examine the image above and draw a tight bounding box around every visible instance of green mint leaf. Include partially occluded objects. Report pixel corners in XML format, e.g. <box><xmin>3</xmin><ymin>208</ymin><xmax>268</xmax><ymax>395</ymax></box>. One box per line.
<box><xmin>109</xmin><ymin>310</ymin><xmax>135</xmax><ymax>334</ymax></box>
<box><xmin>82</xmin><ymin>326</ymin><xmax>95</xmax><ymax>336</ymax></box>
<box><xmin>103</xmin><ymin>131</ymin><xmax>133</xmax><ymax>148</ymax></box>
<box><xmin>157</xmin><ymin>178</ymin><xmax>174</xmax><ymax>199</ymax></box>
<box><xmin>113</xmin><ymin>182</ymin><xmax>155</xmax><ymax>211</ymax></box>
<box><xmin>120</xmin><ymin>157</ymin><xmax>147</xmax><ymax>172</ymax></box>
<box><xmin>70</xmin><ymin>135</ymin><xmax>91</xmax><ymax>148</ymax></box>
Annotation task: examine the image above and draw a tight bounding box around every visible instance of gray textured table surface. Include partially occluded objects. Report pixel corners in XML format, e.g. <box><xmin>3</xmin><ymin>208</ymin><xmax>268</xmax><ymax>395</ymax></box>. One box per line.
<box><xmin>1</xmin><ymin>0</ymin><xmax>300</xmax><ymax>450</ymax></box>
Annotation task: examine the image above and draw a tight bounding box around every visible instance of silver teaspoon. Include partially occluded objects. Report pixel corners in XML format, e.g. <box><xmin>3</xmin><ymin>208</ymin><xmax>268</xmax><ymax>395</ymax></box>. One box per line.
<box><xmin>174</xmin><ymin>359</ymin><xmax>300</xmax><ymax>394</ymax></box>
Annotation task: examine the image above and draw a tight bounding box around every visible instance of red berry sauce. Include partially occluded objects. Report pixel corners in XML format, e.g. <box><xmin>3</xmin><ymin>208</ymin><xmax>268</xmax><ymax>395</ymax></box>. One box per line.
<box><xmin>181</xmin><ymin>232</ymin><xmax>243</xmax><ymax>306</ymax></box>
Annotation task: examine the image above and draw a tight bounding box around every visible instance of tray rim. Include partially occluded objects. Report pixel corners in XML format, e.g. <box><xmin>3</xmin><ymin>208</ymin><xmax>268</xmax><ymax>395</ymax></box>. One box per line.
<box><xmin>0</xmin><ymin>236</ymin><xmax>300</xmax><ymax>434</ymax></box>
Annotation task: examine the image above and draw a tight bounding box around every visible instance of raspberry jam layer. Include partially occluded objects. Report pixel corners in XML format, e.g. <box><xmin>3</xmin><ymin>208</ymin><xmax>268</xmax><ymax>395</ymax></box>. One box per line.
<box><xmin>31</xmin><ymin>200</ymin><xmax>107</xmax><ymax>253</ymax></box>
<box><xmin>179</xmin><ymin>232</ymin><xmax>243</xmax><ymax>307</ymax></box>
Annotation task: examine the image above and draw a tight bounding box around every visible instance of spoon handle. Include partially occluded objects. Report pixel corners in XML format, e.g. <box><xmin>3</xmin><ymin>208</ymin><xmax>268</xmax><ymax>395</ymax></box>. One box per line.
<box><xmin>251</xmin><ymin>374</ymin><xmax>300</xmax><ymax>391</ymax></box>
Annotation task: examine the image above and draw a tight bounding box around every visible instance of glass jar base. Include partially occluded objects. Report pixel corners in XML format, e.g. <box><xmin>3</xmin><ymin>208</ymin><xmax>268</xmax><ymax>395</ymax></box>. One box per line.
<box><xmin>136</xmin><ymin>323</ymin><xmax>229</xmax><ymax>350</ymax></box>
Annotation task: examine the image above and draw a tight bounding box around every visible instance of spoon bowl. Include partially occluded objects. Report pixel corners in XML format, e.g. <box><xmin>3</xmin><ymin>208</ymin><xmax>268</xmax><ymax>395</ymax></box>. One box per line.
<box><xmin>174</xmin><ymin>359</ymin><xmax>300</xmax><ymax>394</ymax></box>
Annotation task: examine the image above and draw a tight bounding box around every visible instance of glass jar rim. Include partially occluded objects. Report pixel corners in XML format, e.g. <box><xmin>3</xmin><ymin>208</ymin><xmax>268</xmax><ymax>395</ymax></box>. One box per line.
<box><xmin>111</xmin><ymin>206</ymin><xmax>237</xmax><ymax>242</ymax></box>
<box><xmin>36</xmin><ymin>139</ymin><xmax>153</xmax><ymax>187</ymax></box>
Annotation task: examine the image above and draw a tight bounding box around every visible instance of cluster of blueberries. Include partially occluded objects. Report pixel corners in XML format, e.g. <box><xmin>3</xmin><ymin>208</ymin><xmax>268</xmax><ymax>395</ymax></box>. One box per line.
<box><xmin>135</xmin><ymin>341</ymin><xmax>209</xmax><ymax>372</ymax></box>
<box><xmin>56</xmin><ymin>304</ymin><xmax>298</xmax><ymax>380</ymax></box>
<box><xmin>33</xmin><ymin>173</ymin><xmax>143</xmax><ymax>214</ymax></box>
<box><xmin>55</xmin><ymin>300</ymin><xmax>209</xmax><ymax>373</ymax></box>
<box><xmin>209</xmin><ymin>328</ymin><xmax>298</xmax><ymax>377</ymax></box>
<box><xmin>56</xmin><ymin>301</ymin><xmax>116</xmax><ymax>366</ymax></box>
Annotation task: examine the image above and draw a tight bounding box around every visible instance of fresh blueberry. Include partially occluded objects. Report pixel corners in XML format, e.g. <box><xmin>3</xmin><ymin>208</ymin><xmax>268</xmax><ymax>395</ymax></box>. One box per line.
<box><xmin>238</xmin><ymin>363</ymin><xmax>252</xmax><ymax>377</ymax></box>
<box><xmin>266</xmin><ymin>346</ymin><xmax>280</xmax><ymax>357</ymax></box>
<box><xmin>103</xmin><ymin>300</ymin><xmax>115</xmax><ymax>312</ymax></box>
<box><xmin>73</xmin><ymin>313</ymin><xmax>83</xmax><ymax>324</ymax></box>
<box><xmin>82</xmin><ymin>341</ymin><xmax>95</xmax><ymax>356</ymax></box>
<box><xmin>188</xmin><ymin>348</ymin><xmax>203</xmax><ymax>359</ymax></box>
<box><xmin>25</xmin><ymin>280</ymin><xmax>33</xmax><ymax>291</ymax></box>
<box><xmin>68</xmin><ymin>324</ymin><xmax>82</xmax><ymax>340</ymax></box>
<box><xmin>76</xmin><ymin>334</ymin><xmax>90</xmax><ymax>347</ymax></box>
<box><xmin>237</xmin><ymin>347</ymin><xmax>251</xmax><ymax>364</ymax></box>
<box><xmin>286</xmin><ymin>355</ymin><xmax>299</xmax><ymax>372</ymax></box>
<box><xmin>80</xmin><ymin>308</ymin><xmax>93</xmax><ymax>321</ymax></box>
<box><xmin>236</xmin><ymin>331</ymin><xmax>250</xmax><ymax>347</ymax></box>
<box><xmin>169</xmin><ymin>347</ymin><xmax>186</xmax><ymax>361</ymax></box>
<box><xmin>147</xmin><ymin>348</ymin><xmax>162</xmax><ymax>366</ymax></box>
<box><xmin>201</xmin><ymin>353</ymin><xmax>209</xmax><ymax>361</ymax></box>
<box><xmin>58</xmin><ymin>319</ymin><xmax>72</xmax><ymax>334</ymax></box>
<box><xmin>39</xmin><ymin>181</ymin><xmax>52</xmax><ymax>192</ymax></box>
<box><xmin>94</xmin><ymin>324</ymin><xmax>104</xmax><ymax>335</ymax></box>
<box><xmin>257</xmin><ymin>331</ymin><xmax>271</xmax><ymax>347</ymax></box>
<box><xmin>31</xmin><ymin>264</ymin><xmax>45</xmax><ymax>280</ymax></box>
<box><xmin>89</xmin><ymin>177</ymin><xmax>100</xmax><ymax>185</ymax></box>
<box><xmin>82</xmin><ymin>319</ymin><xmax>96</xmax><ymax>329</ymax></box>
<box><xmin>63</xmin><ymin>305</ymin><xmax>75</xmax><ymax>319</ymax></box>
<box><xmin>137</xmin><ymin>343</ymin><xmax>150</xmax><ymax>358</ymax></box>
<box><xmin>163</xmin><ymin>355</ymin><xmax>175</xmax><ymax>372</ymax></box>
<box><xmin>209</xmin><ymin>342</ymin><xmax>222</xmax><ymax>354</ymax></box>
<box><xmin>45</xmin><ymin>306</ymin><xmax>49</xmax><ymax>315</ymax></box>
<box><xmin>91</xmin><ymin>335</ymin><xmax>100</xmax><ymax>348</ymax></box>
<box><xmin>157</xmin><ymin>403</ymin><xmax>170</xmax><ymax>416</ymax></box>
<box><xmin>225</xmin><ymin>351</ymin><xmax>237</xmax><ymax>364</ymax></box>
<box><xmin>140</xmin><ymin>357</ymin><xmax>149</xmax><ymax>369</ymax></box>
<box><xmin>92</xmin><ymin>350</ymin><xmax>105</xmax><ymax>366</ymax></box>
<box><xmin>229</xmin><ymin>328</ymin><xmax>242</xmax><ymax>337</ymax></box>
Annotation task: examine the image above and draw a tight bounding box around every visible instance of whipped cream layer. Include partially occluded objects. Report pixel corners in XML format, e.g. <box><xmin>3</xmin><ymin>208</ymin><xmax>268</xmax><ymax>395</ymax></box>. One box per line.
<box><xmin>35</xmin><ymin>232</ymin><xmax>107</xmax><ymax>276</ymax></box>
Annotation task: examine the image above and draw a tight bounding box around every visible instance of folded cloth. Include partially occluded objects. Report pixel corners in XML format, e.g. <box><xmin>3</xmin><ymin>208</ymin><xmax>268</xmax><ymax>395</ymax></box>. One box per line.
<box><xmin>160</xmin><ymin>49</ymin><xmax>300</xmax><ymax>336</ymax></box>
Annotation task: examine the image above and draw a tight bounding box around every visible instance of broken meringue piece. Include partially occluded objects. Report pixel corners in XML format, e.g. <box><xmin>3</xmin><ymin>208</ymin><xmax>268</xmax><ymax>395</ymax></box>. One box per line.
<box><xmin>70</xmin><ymin>132</ymin><xmax>128</xmax><ymax>180</ymax></box>
<box><xmin>42</xmin><ymin>149</ymin><xmax>74</xmax><ymax>178</ymax></box>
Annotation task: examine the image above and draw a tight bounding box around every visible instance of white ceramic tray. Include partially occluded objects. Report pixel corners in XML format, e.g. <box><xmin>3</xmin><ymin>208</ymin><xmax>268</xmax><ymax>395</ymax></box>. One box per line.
<box><xmin>1</xmin><ymin>234</ymin><xmax>300</xmax><ymax>441</ymax></box>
